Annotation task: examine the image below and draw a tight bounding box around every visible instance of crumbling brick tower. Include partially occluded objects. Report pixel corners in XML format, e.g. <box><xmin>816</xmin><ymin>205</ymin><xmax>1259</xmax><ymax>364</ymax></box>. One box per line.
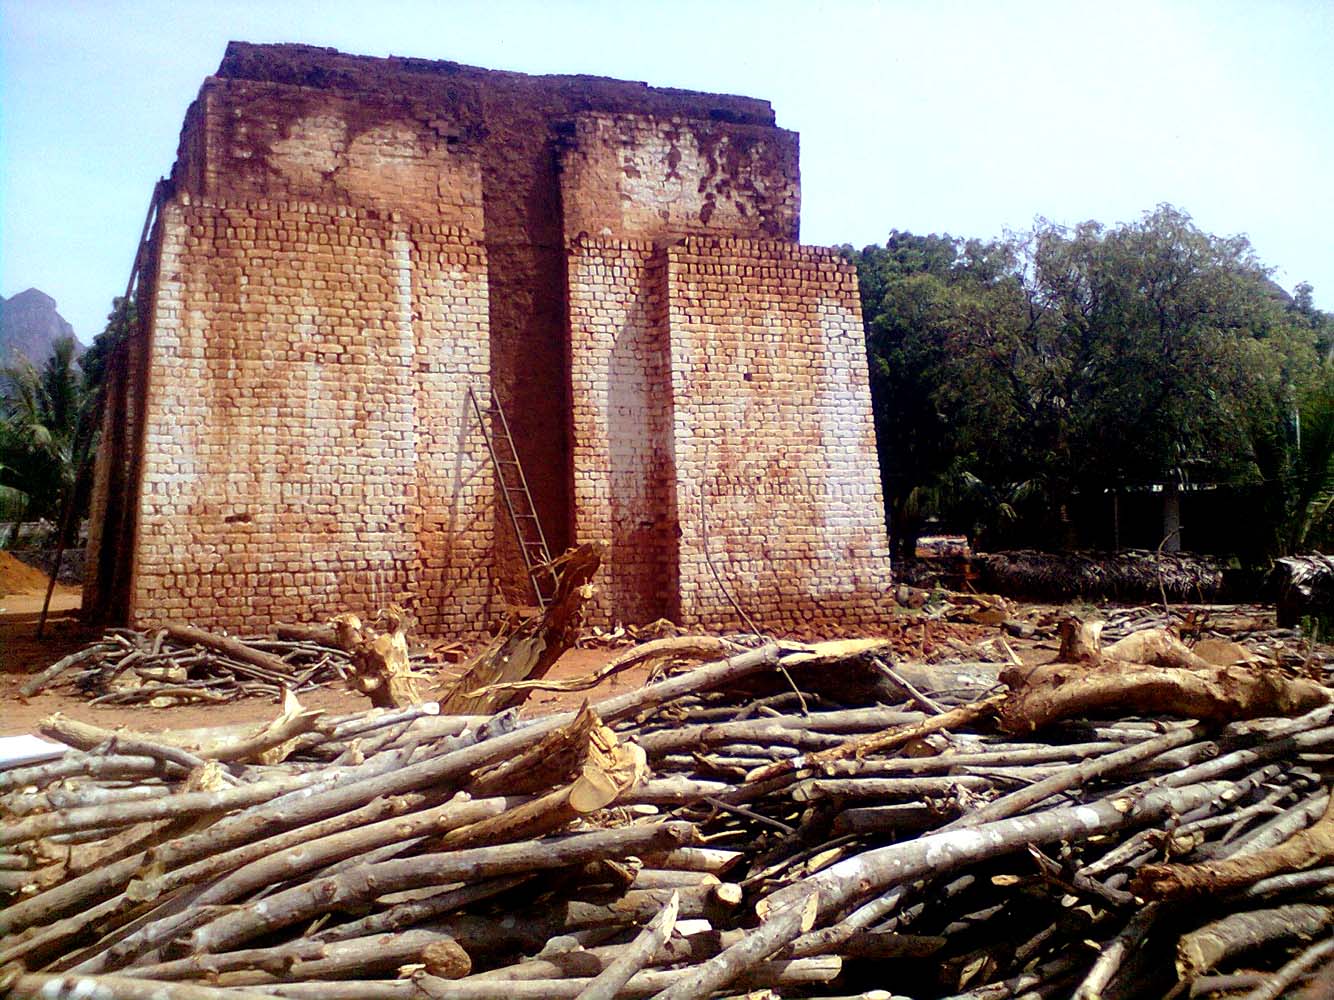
<box><xmin>85</xmin><ymin>42</ymin><xmax>891</xmax><ymax>636</ymax></box>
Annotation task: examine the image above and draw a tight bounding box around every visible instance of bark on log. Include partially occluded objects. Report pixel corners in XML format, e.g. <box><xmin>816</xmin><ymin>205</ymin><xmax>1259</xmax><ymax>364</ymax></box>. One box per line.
<box><xmin>85</xmin><ymin>796</ymin><xmax>513</xmax><ymax>973</ymax></box>
<box><xmin>4</xmin><ymin>974</ymin><xmax>281</xmax><ymax>1000</ymax></box>
<box><xmin>161</xmin><ymin>624</ymin><xmax>296</xmax><ymax>678</ymax></box>
<box><xmin>1236</xmin><ymin>934</ymin><xmax>1334</xmax><ymax>1000</ymax></box>
<box><xmin>938</xmin><ymin>726</ymin><xmax>1204</xmax><ymax>832</ymax></box>
<box><xmin>1070</xmin><ymin>902</ymin><xmax>1159</xmax><ymax>1000</ymax></box>
<box><xmin>645</xmin><ymin>893</ymin><xmax>819</xmax><ymax>1000</ymax></box>
<box><xmin>217</xmin><ymin>930</ymin><xmax>470</xmax><ymax>985</ymax></box>
<box><xmin>0</xmin><ymin>754</ymin><xmax>183</xmax><ymax>793</ymax></box>
<box><xmin>1135</xmin><ymin>792</ymin><xmax>1334</xmax><ymax>898</ymax></box>
<box><xmin>733</xmin><ymin>695</ymin><xmax>1004</xmax><ymax>797</ymax></box>
<box><xmin>19</xmin><ymin>645</ymin><xmax>106</xmax><ymax>697</ymax></box>
<box><xmin>792</xmin><ymin>776</ymin><xmax>993</xmax><ymax>801</ymax></box>
<box><xmin>188</xmin><ymin>822</ymin><xmax>694</xmax><ymax>954</ymax></box>
<box><xmin>274</xmin><ymin>623</ymin><xmax>341</xmax><ymax>646</ymax></box>
<box><xmin>760</xmin><ymin>780</ymin><xmax>1229</xmax><ymax>920</ymax></box>
<box><xmin>1002</xmin><ymin>621</ymin><xmax>1332</xmax><ymax>732</ymax></box>
<box><xmin>467</xmin><ymin>928</ymin><xmax>745</xmax><ymax>982</ymax></box>
<box><xmin>39</xmin><ymin>715</ymin><xmax>213</xmax><ymax>774</ymax></box>
<box><xmin>0</xmin><ymin>770</ymin><xmax>315</xmax><ymax>848</ymax></box>
<box><xmin>246</xmin><ymin>958</ymin><xmax>840</xmax><ymax>999</ymax></box>
<box><xmin>1176</xmin><ymin>903</ymin><xmax>1334</xmax><ymax>975</ymax></box>
<box><xmin>124</xmin><ymin>929</ymin><xmax>468</xmax><ymax>984</ymax></box>
<box><xmin>468</xmin><ymin>636</ymin><xmax>739</xmax><ymax>698</ymax></box>
<box><xmin>572</xmin><ymin>889</ymin><xmax>678</xmax><ymax>1000</ymax></box>
<box><xmin>638</xmin><ymin>716</ymin><xmax>922</xmax><ymax>756</ymax></box>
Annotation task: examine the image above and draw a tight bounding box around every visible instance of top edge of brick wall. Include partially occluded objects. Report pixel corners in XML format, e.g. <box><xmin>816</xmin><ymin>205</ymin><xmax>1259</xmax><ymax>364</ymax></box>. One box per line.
<box><xmin>567</xmin><ymin>108</ymin><xmax>797</xmax><ymax>140</ymax></box>
<box><xmin>566</xmin><ymin>236</ymin><xmax>660</xmax><ymax>253</ymax></box>
<box><xmin>171</xmin><ymin>194</ymin><xmax>483</xmax><ymax>241</ymax></box>
<box><xmin>672</xmin><ymin>236</ymin><xmax>847</xmax><ymax>262</ymax></box>
<box><xmin>567</xmin><ymin>236</ymin><xmax>849</xmax><ymax>262</ymax></box>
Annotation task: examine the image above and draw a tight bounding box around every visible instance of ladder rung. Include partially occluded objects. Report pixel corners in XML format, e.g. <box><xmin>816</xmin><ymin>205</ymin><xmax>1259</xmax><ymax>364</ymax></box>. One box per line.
<box><xmin>473</xmin><ymin>386</ymin><xmax>553</xmax><ymax>605</ymax></box>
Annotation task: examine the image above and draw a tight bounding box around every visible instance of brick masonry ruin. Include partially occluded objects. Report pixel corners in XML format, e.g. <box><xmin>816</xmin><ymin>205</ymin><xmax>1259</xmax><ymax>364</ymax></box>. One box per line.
<box><xmin>86</xmin><ymin>42</ymin><xmax>891</xmax><ymax>636</ymax></box>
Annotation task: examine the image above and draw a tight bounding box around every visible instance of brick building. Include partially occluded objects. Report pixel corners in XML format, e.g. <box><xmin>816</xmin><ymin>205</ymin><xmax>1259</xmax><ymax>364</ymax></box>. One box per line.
<box><xmin>85</xmin><ymin>42</ymin><xmax>891</xmax><ymax>636</ymax></box>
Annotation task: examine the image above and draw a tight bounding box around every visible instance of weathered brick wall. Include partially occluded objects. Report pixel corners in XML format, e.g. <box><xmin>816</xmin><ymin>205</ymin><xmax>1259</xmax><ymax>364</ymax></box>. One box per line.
<box><xmin>184</xmin><ymin>78</ymin><xmax>483</xmax><ymax>229</ymax></box>
<box><xmin>666</xmin><ymin>238</ymin><xmax>891</xmax><ymax>630</ymax></box>
<box><xmin>85</xmin><ymin>208</ymin><xmax>164</xmax><ymax>625</ymax></box>
<box><xmin>409</xmin><ymin>228</ymin><xmax>495</xmax><ymax>633</ymax></box>
<box><xmin>130</xmin><ymin>198</ymin><xmax>494</xmax><ymax>632</ymax></box>
<box><xmin>567</xmin><ymin>238</ymin><xmax>677</xmax><ymax>622</ymax></box>
<box><xmin>89</xmin><ymin>43</ymin><xmax>894</xmax><ymax>637</ymax></box>
<box><xmin>214</xmin><ymin>43</ymin><xmax>785</xmax><ymax>595</ymax></box>
<box><xmin>558</xmin><ymin>113</ymin><xmax>799</xmax><ymax>242</ymax></box>
<box><xmin>567</xmin><ymin>237</ymin><xmax>890</xmax><ymax>630</ymax></box>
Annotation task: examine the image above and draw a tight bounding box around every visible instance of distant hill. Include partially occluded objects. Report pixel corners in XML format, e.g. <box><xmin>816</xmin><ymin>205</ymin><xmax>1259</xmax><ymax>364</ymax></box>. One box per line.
<box><xmin>0</xmin><ymin>289</ymin><xmax>82</xmax><ymax>369</ymax></box>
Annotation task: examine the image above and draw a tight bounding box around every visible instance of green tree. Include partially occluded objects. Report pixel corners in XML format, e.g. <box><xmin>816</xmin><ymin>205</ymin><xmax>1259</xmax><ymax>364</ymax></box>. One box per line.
<box><xmin>855</xmin><ymin>206</ymin><xmax>1321</xmax><ymax>552</ymax></box>
<box><xmin>844</xmin><ymin>232</ymin><xmax>1023</xmax><ymax>546</ymax></box>
<box><xmin>1289</xmin><ymin>281</ymin><xmax>1334</xmax><ymax>360</ymax></box>
<box><xmin>79</xmin><ymin>296</ymin><xmax>136</xmax><ymax>392</ymax></box>
<box><xmin>0</xmin><ymin>337</ymin><xmax>96</xmax><ymax>541</ymax></box>
<box><xmin>1247</xmin><ymin>361</ymin><xmax>1334</xmax><ymax>556</ymax></box>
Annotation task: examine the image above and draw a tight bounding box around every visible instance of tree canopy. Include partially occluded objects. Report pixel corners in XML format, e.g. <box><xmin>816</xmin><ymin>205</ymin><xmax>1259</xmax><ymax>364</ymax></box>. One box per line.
<box><xmin>0</xmin><ymin>296</ymin><xmax>131</xmax><ymax>538</ymax></box>
<box><xmin>847</xmin><ymin>205</ymin><xmax>1332</xmax><ymax>557</ymax></box>
<box><xmin>0</xmin><ymin>337</ymin><xmax>94</xmax><ymax>527</ymax></box>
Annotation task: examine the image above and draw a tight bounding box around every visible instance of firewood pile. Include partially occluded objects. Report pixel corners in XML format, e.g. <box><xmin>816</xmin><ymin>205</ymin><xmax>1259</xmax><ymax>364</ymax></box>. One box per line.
<box><xmin>17</xmin><ymin>619</ymin><xmax>459</xmax><ymax>707</ymax></box>
<box><xmin>3</xmin><ymin>626</ymin><xmax>1334</xmax><ymax>999</ymax></box>
<box><xmin>976</xmin><ymin>549</ymin><xmax>1228</xmax><ymax>602</ymax></box>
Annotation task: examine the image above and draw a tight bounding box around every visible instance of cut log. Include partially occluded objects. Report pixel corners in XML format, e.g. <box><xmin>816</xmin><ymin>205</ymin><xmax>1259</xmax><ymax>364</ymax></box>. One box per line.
<box><xmin>573</xmin><ymin>889</ymin><xmax>679</xmax><ymax>1000</ymax></box>
<box><xmin>331</xmin><ymin>604</ymin><xmax>421</xmax><ymax>709</ymax></box>
<box><xmin>1176</xmin><ymin>904</ymin><xmax>1334</xmax><ymax>975</ymax></box>
<box><xmin>1135</xmin><ymin>793</ymin><xmax>1334</xmax><ymax>898</ymax></box>
<box><xmin>438</xmin><ymin>543</ymin><xmax>603</xmax><ymax>715</ymax></box>
<box><xmin>1001</xmin><ymin>621</ymin><xmax>1331</xmax><ymax>732</ymax></box>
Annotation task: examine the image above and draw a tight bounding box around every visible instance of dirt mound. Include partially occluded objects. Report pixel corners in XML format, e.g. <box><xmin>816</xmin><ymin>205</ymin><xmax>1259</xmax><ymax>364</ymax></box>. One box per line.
<box><xmin>0</xmin><ymin>551</ymin><xmax>51</xmax><ymax>596</ymax></box>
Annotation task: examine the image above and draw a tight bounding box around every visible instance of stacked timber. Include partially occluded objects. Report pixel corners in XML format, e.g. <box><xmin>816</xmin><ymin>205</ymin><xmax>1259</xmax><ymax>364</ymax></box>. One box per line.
<box><xmin>3</xmin><ymin>627</ymin><xmax>1334</xmax><ymax>999</ymax></box>
<box><xmin>976</xmin><ymin>549</ymin><xmax>1227</xmax><ymax>602</ymax></box>
<box><xmin>18</xmin><ymin>614</ymin><xmax>458</xmax><ymax>708</ymax></box>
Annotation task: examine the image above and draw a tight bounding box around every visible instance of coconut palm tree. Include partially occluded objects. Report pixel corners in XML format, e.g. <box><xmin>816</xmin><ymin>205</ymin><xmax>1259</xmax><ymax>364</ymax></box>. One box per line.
<box><xmin>1249</xmin><ymin>364</ymin><xmax>1334</xmax><ymax>557</ymax></box>
<box><xmin>0</xmin><ymin>337</ymin><xmax>96</xmax><ymax>546</ymax></box>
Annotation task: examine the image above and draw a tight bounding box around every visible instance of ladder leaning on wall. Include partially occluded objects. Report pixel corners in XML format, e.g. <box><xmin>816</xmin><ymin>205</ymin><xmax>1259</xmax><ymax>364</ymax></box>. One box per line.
<box><xmin>467</xmin><ymin>387</ymin><xmax>556</xmax><ymax>610</ymax></box>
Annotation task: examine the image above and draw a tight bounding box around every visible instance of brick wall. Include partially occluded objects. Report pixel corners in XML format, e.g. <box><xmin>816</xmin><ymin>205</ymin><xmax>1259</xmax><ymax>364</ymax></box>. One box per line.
<box><xmin>559</xmin><ymin>113</ymin><xmax>799</xmax><ymax>242</ymax></box>
<box><xmin>667</xmin><ymin>238</ymin><xmax>891</xmax><ymax>630</ymax></box>
<box><xmin>567</xmin><ymin>238</ymin><xmax>677</xmax><ymax>623</ymax></box>
<box><xmin>89</xmin><ymin>43</ymin><xmax>894</xmax><ymax>638</ymax></box>
<box><xmin>129</xmin><ymin>199</ymin><xmax>494</xmax><ymax>632</ymax></box>
<box><xmin>185</xmin><ymin>78</ymin><xmax>484</xmax><ymax>230</ymax></box>
<box><xmin>213</xmin><ymin>44</ymin><xmax>787</xmax><ymax>596</ymax></box>
<box><xmin>409</xmin><ymin>225</ymin><xmax>495</xmax><ymax>633</ymax></box>
<box><xmin>565</xmin><ymin>237</ymin><xmax>890</xmax><ymax>631</ymax></box>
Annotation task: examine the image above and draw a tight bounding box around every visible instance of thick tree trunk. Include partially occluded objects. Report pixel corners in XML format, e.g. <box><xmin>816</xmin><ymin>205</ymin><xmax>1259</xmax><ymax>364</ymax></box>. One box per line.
<box><xmin>1001</xmin><ymin>622</ymin><xmax>1331</xmax><ymax>732</ymax></box>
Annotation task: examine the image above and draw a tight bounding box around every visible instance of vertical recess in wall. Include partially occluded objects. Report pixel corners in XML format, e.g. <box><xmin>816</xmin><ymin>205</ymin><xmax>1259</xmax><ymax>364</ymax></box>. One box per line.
<box><xmin>476</xmin><ymin>89</ymin><xmax>574</xmax><ymax>603</ymax></box>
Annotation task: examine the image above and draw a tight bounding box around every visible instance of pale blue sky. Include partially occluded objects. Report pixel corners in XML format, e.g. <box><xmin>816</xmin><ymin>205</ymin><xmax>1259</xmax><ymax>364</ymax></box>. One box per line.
<box><xmin>2</xmin><ymin>0</ymin><xmax>1331</xmax><ymax>340</ymax></box>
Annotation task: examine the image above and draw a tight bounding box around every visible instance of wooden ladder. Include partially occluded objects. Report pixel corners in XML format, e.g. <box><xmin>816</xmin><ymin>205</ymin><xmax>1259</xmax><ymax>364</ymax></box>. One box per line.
<box><xmin>468</xmin><ymin>387</ymin><xmax>555</xmax><ymax>609</ymax></box>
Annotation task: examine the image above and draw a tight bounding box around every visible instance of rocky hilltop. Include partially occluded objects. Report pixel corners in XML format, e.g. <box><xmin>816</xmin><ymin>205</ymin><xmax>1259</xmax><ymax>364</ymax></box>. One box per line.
<box><xmin>0</xmin><ymin>288</ymin><xmax>81</xmax><ymax>368</ymax></box>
